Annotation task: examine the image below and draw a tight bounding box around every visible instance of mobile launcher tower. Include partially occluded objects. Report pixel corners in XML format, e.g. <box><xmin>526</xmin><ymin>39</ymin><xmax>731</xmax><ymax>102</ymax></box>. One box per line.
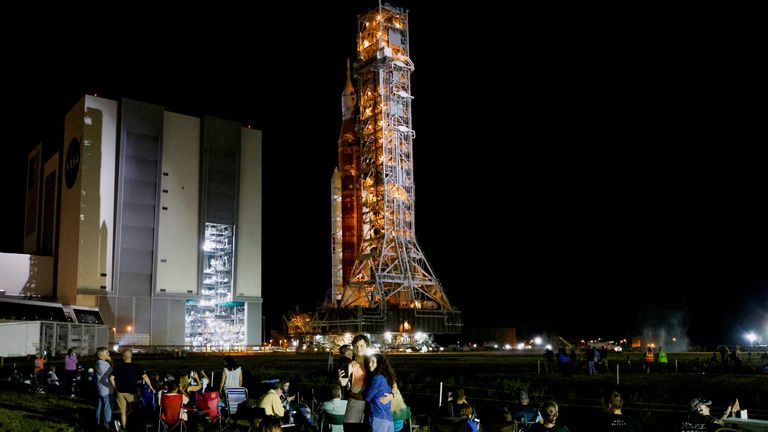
<box><xmin>287</xmin><ymin>4</ymin><xmax>462</xmax><ymax>346</ymax></box>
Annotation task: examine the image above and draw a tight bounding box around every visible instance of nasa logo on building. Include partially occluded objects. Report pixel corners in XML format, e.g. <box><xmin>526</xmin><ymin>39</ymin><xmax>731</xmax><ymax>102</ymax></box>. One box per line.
<box><xmin>65</xmin><ymin>137</ymin><xmax>80</xmax><ymax>189</ymax></box>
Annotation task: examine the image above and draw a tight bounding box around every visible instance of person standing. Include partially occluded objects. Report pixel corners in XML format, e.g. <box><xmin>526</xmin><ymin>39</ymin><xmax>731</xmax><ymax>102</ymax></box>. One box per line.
<box><xmin>599</xmin><ymin>391</ymin><xmax>642</xmax><ymax>431</ymax></box>
<box><xmin>363</xmin><ymin>353</ymin><xmax>396</xmax><ymax>432</ymax></box>
<box><xmin>343</xmin><ymin>334</ymin><xmax>370</xmax><ymax>432</ymax></box>
<box><xmin>657</xmin><ymin>347</ymin><xmax>668</xmax><ymax>374</ymax></box>
<box><xmin>94</xmin><ymin>347</ymin><xmax>114</xmax><ymax>431</ymax></box>
<box><xmin>110</xmin><ymin>350</ymin><xmax>154</xmax><ymax>431</ymax></box>
<box><xmin>586</xmin><ymin>346</ymin><xmax>599</xmax><ymax>376</ymax></box>
<box><xmin>643</xmin><ymin>347</ymin><xmax>655</xmax><ymax>375</ymax></box>
<box><xmin>543</xmin><ymin>349</ymin><xmax>555</xmax><ymax>375</ymax></box>
<box><xmin>220</xmin><ymin>355</ymin><xmax>243</xmax><ymax>392</ymax></box>
<box><xmin>33</xmin><ymin>352</ymin><xmax>47</xmax><ymax>389</ymax></box>
<box><xmin>64</xmin><ymin>348</ymin><xmax>78</xmax><ymax>397</ymax></box>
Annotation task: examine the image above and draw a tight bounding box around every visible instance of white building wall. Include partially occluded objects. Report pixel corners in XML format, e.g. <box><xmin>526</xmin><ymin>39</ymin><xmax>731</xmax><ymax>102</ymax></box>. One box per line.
<box><xmin>0</xmin><ymin>321</ymin><xmax>42</xmax><ymax>357</ymax></box>
<box><xmin>86</xmin><ymin>95</ymin><xmax>118</xmax><ymax>293</ymax></box>
<box><xmin>235</xmin><ymin>128</ymin><xmax>262</xmax><ymax>299</ymax></box>
<box><xmin>77</xmin><ymin>96</ymin><xmax>118</xmax><ymax>293</ymax></box>
<box><xmin>156</xmin><ymin>112</ymin><xmax>200</xmax><ymax>294</ymax></box>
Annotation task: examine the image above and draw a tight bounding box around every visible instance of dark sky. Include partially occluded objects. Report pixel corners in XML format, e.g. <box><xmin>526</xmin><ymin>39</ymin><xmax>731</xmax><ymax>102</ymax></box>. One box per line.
<box><xmin>2</xmin><ymin>3</ymin><xmax>763</xmax><ymax>348</ymax></box>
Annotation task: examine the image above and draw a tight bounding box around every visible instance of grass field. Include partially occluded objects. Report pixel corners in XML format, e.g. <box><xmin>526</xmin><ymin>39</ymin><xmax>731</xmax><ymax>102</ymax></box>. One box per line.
<box><xmin>1</xmin><ymin>350</ymin><xmax>767</xmax><ymax>431</ymax></box>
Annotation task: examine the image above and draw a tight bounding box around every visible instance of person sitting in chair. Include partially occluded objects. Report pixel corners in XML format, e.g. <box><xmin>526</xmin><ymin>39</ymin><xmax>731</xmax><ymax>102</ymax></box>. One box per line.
<box><xmin>47</xmin><ymin>365</ymin><xmax>61</xmax><ymax>388</ymax></box>
<box><xmin>322</xmin><ymin>385</ymin><xmax>348</xmax><ymax>432</ymax></box>
<box><xmin>258</xmin><ymin>380</ymin><xmax>286</xmax><ymax>419</ymax></box>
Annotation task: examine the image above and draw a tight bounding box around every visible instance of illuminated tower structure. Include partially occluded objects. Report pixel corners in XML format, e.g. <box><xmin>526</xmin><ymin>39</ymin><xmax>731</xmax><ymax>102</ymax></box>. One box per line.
<box><xmin>292</xmin><ymin>4</ymin><xmax>461</xmax><ymax>337</ymax></box>
<box><xmin>341</xmin><ymin>4</ymin><xmax>452</xmax><ymax>314</ymax></box>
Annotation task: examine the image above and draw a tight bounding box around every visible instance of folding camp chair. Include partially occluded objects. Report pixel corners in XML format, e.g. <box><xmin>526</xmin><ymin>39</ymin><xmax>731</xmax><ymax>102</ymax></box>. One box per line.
<box><xmin>223</xmin><ymin>386</ymin><xmax>249</xmax><ymax>425</ymax></box>
<box><xmin>196</xmin><ymin>391</ymin><xmax>223</xmax><ymax>430</ymax></box>
<box><xmin>158</xmin><ymin>392</ymin><xmax>186</xmax><ymax>431</ymax></box>
<box><xmin>319</xmin><ymin>410</ymin><xmax>345</xmax><ymax>432</ymax></box>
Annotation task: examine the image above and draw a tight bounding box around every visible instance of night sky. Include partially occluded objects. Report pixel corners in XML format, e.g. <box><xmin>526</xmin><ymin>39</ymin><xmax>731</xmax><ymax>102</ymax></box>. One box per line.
<box><xmin>2</xmin><ymin>3</ymin><xmax>762</xmax><ymax>349</ymax></box>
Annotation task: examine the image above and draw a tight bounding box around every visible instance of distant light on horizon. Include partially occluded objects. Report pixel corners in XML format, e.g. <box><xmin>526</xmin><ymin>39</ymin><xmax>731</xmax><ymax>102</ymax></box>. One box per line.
<box><xmin>745</xmin><ymin>332</ymin><xmax>758</xmax><ymax>345</ymax></box>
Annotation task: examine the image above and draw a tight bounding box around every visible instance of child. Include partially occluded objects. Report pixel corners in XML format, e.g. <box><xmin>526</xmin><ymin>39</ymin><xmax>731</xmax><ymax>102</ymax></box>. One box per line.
<box><xmin>47</xmin><ymin>365</ymin><xmax>61</xmax><ymax>387</ymax></box>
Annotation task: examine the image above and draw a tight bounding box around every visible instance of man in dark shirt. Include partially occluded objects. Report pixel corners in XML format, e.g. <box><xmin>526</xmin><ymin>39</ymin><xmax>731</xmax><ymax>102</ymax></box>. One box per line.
<box><xmin>600</xmin><ymin>391</ymin><xmax>642</xmax><ymax>431</ymax></box>
<box><xmin>110</xmin><ymin>350</ymin><xmax>154</xmax><ymax>431</ymax></box>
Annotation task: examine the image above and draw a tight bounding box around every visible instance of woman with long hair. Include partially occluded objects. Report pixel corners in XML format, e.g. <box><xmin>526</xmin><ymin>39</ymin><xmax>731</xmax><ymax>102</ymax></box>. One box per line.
<box><xmin>219</xmin><ymin>355</ymin><xmax>243</xmax><ymax>392</ymax></box>
<box><xmin>363</xmin><ymin>353</ymin><xmax>397</xmax><ymax>432</ymax></box>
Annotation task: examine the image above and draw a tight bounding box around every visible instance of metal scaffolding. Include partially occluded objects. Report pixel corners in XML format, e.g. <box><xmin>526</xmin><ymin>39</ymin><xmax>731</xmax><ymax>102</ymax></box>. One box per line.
<box><xmin>340</xmin><ymin>4</ymin><xmax>452</xmax><ymax>312</ymax></box>
<box><xmin>185</xmin><ymin>223</ymin><xmax>245</xmax><ymax>350</ymax></box>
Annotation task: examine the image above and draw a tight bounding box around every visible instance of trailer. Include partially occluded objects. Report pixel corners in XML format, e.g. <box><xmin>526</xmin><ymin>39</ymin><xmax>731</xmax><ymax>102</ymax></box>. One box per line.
<box><xmin>0</xmin><ymin>321</ymin><xmax>109</xmax><ymax>357</ymax></box>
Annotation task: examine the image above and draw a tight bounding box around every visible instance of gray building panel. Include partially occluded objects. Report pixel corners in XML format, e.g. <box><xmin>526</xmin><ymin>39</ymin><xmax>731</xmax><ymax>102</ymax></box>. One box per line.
<box><xmin>124</xmin><ymin>132</ymin><xmax>161</xmax><ymax>161</ymax></box>
<box><xmin>246</xmin><ymin>300</ymin><xmax>263</xmax><ymax>346</ymax></box>
<box><xmin>116</xmin><ymin>273</ymin><xmax>152</xmax><ymax>298</ymax></box>
<box><xmin>201</xmin><ymin>117</ymin><xmax>240</xmax><ymax>226</ymax></box>
<box><xmin>150</xmin><ymin>299</ymin><xmax>170</xmax><ymax>345</ymax></box>
<box><xmin>117</xmin><ymin>272</ymin><xmax>152</xmax><ymax>293</ymax></box>
<box><xmin>118</xmin><ymin>249</ymin><xmax>154</xmax><ymax>275</ymax></box>
<box><xmin>124</xmin><ymin>158</ymin><xmax>160</xmax><ymax>182</ymax></box>
<box><xmin>114</xmin><ymin>99</ymin><xmax>163</xmax><ymax>299</ymax></box>
<box><xmin>115</xmin><ymin>295</ymin><xmax>134</xmax><ymax>331</ymax></box>
<box><xmin>121</xmin><ymin>100</ymin><xmax>164</xmax><ymax>137</ymax></box>
<box><xmin>134</xmin><ymin>296</ymin><xmax>151</xmax><ymax>337</ymax></box>
<box><xmin>98</xmin><ymin>296</ymin><xmax>117</xmax><ymax>328</ymax></box>
<box><xmin>121</xmin><ymin>204</ymin><xmax>156</xmax><ymax>227</ymax></box>
<box><xmin>123</xmin><ymin>179</ymin><xmax>158</xmax><ymax>205</ymax></box>
<box><xmin>169</xmin><ymin>299</ymin><xmax>186</xmax><ymax>345</ymax></box>
<box><xmin>120</xmin><ymin>226</ymin><xmax>155</xmax><ymax>251</ymax></box>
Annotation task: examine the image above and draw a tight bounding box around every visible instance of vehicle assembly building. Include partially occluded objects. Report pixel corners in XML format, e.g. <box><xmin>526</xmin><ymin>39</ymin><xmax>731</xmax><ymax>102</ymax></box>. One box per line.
<box><xmin>18</xmin><ymin>96</ymin><xmax>263</xmax><ymax>351</ymax></box>
<box><xmin>288</xmin><ymin>3</ymin><xmax>462</xmax><ymax>339</ymax></box>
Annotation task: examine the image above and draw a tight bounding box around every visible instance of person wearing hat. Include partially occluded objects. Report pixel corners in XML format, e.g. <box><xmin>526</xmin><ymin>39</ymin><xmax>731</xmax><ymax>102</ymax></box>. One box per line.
<box><xmin>510</xmin><ymin>390</ymin><xmax>541</xmax><ymax>426</ymax></box>
<box><xmin>681</xmin><ymin>397</ymin><xmax>740</xmax><ymax>431</ymax></box>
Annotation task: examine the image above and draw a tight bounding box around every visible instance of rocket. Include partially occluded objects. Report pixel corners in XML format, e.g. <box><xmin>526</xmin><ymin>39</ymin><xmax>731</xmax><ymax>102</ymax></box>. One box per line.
<box><xmin>331</xmin><ymin>60</ymin><xmax>362</xmax><ymax>305</ymax></box>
